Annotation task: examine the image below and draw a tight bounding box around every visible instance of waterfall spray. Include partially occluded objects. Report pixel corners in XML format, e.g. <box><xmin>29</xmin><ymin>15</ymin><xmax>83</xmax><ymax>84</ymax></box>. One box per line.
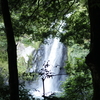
<box><xmin>38</xmin><ymin>61</ymin><xmax>67</xmax><ymax>98</ymax></box>
<box><xmin>25</xmin><ymin>37</ymin><xmax>67</xmax><ymax>99</ymax></box>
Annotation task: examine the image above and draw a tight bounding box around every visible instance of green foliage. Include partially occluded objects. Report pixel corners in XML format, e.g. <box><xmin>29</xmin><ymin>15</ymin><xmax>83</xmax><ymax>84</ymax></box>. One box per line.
<box><xmin>60</xmin><ymin>3</ymin><xmax>90</xmax><ymax>45</ymax></box>
<box><xmin>2</xmin><ymin>0</ymin><xmax>80</xmax><ymax>41</ymax></box>
<box><xmin>62</xmin><ymin>44</ymin><xmax>93</xmax><ymax>100</ymax></box>
<box><xmin>16</xmin><ymin>34</ymin><xmax>41</xmax><ymax>49</ymax></box>
<box><xmin>0</xmin><ymin>32</ymin><xmax>7</xmax><ymax>61</ymax></box>
<box><xmin>17</xmin><ymin>51</ymin><xmax>38</xmax><ymax>81</ymax></box>
<box><xmin>1</xmin><ymin>0</ymin><xmax>90</xmax><ymax>45</ymax></box>
<box><xmin>18</xmin><ymin>57</ymin><xmax>27</xmax><ymax>78</ymax></box>
<box><xmin>17</xmin><ymin>56</ymin><xmax>34</xmax><ymax>81</ymax></box>
<box><xmin>0</xmin><ymin>62</ymin><xmax>8</xmax><ymax>80</ymax></box>
<box><xmin>19</xmin><ymin>82</ymin><xmax>33</xmax><ymax>100</ymax></box>
<box><xmin>63</xmin><ymin>58</ymin><xmax>93</xmax><ymax>100</ymax></box>
<box><xmin>0</xmin><ymin>74</ymin><xmax>33</xmax><ymax>100</ymax></box>
<box><xmin>0</xmin><ymin>84</ymin><xmax>10</xmax><ymax>100</ymax></box>
<box><xmin>0</xmin><ymin>32</ymin><xmax>8</xmax><ymax>80</ymax></box>
<box><xmin>21</xmin><ymin>72</ymin><xmax>38</xmax><ymax>82</ymax></box>
<box><xmin>68</xmin><ymin>43</ymin><xmax>89</xmax><ymax>62</ymax></box>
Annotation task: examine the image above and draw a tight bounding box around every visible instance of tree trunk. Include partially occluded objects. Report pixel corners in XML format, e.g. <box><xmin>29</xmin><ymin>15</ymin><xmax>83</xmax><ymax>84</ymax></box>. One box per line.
<box><xmin>86</xmin><ymin>0</ymin><xmax>100</xmax><ymax>100</ymax></box>
<box><xmin>1</xmin><ymin>0</ymin><xmax>19</xmax><ymax>100</ymax></box>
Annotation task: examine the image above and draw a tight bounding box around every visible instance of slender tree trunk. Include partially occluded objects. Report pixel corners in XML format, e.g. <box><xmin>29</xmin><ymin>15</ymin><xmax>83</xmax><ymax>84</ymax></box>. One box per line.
<box><xmin>42</xmin><ymin>78</ymin><xmax>45</xmax><ymax>97</ymax></box>
<box><xmin>1</xmin><ymin>0</ymin><xmax>19</xmax><ymax>100</ymax></box>
<box><xmin>86</xmin><ymin>0</ymin><xmax>100</xmax><ymax>100</ymax></box>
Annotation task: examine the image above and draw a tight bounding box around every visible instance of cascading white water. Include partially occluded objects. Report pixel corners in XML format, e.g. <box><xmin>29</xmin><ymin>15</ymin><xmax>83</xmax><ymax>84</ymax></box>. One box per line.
<box><xmin>26</xmin><ymin>37</ymin><xmax>67</xmax><ymax>98</ymax></box>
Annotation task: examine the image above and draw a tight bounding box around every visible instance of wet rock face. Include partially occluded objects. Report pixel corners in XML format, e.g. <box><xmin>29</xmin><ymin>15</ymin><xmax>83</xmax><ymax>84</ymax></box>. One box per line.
<box><xmin>17</xmin><ymin>42</ymin><xmax>35</xmax><ymax>63</ymax></box>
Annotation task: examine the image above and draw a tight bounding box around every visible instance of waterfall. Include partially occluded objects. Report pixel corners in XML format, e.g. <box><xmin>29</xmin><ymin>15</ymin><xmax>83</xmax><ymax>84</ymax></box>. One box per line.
<box><xmin>26</xmin><ymin>37</ymin><xmax>67</xmax><ymax>98</ymax></box>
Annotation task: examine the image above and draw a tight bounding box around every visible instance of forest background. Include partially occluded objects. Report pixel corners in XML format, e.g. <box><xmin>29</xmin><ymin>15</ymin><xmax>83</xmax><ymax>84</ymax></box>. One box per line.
<box><xmin>0</xmin><ymin>0</ymin><xmax>100</xmax><ymax>100</ymax></box>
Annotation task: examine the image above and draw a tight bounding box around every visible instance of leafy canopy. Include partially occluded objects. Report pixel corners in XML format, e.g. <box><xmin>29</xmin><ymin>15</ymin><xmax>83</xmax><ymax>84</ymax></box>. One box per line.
<box><xmin>0</xmin><ymin>0</ymin><xmax>82</xmax><ymax>41</ymax></box>
<box><xmin>62</xmin><ymin>44</ymin><xmax>93</xmax><ymax>100</ymax></box>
